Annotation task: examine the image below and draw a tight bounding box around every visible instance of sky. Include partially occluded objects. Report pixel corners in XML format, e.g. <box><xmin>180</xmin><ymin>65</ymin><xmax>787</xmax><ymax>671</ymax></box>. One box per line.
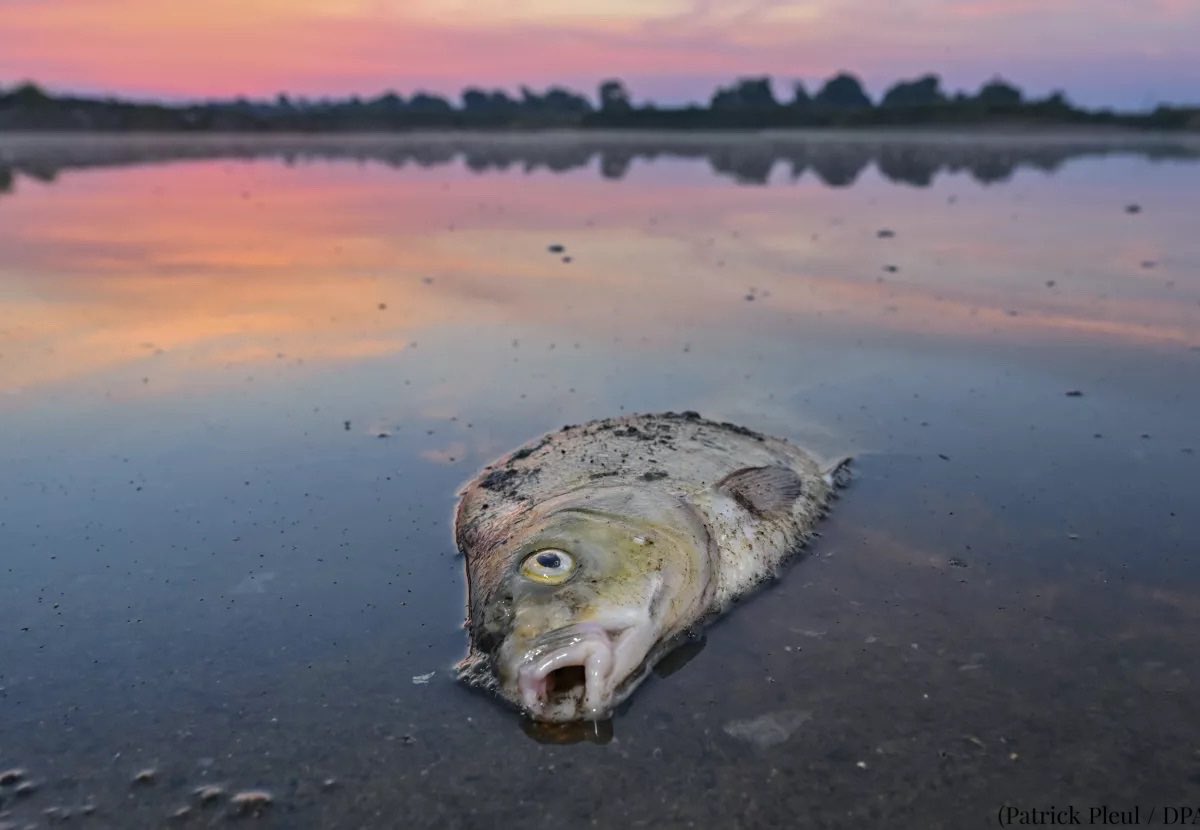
<box><xmin>0</xmin><ymin>0</ymin><xmax>1197</xmax><ymax>109</ymax></box>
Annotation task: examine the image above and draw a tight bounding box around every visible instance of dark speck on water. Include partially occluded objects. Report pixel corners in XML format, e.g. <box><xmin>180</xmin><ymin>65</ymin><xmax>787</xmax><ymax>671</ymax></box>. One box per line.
<box><xmin>0</xmin><ymin>132</ymin><xmax>1198</xmax><ymax>829</ymax></box>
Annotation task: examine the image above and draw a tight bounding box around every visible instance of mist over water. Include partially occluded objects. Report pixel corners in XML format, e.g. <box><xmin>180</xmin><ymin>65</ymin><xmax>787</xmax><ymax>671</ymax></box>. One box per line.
<box><xmin>1</xmin><ymin>132</ymin><xmax>1198</xmax><ymax>828</ymax></box>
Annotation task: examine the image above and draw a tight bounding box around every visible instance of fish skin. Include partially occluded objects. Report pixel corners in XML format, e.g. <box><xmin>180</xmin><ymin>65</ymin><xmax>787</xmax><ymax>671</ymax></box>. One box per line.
<box><xmin>454</xmin><ymin>411</ymin><xmax>846</xmax><ymax>722</ymax></box>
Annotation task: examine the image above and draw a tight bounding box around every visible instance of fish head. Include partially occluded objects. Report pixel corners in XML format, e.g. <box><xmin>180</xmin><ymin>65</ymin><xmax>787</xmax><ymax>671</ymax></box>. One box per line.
<box><xmin>461</xmin><ymin>486</ymin><xmax>716</xmax><ymax>722</ymax></box>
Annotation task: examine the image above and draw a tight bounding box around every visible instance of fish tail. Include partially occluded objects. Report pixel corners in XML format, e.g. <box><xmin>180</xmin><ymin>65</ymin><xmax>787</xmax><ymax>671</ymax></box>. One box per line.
<box><xmin>820</xmin><ymin>456</ymin><xmax>853</xmax><ymax>490</ymax></box>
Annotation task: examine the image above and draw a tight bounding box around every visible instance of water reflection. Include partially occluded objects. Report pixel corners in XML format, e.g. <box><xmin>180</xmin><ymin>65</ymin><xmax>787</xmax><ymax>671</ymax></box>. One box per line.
<box><xmin>2</xmin><ymin>135</ymin><xmax>1198</xmax><ymax>400</ymax></box>
<box><xmin>0</xmin><ymin>134</ymin><xmax>1198</xmax><ymax>826</ymax></box>
<box><xmin>0</xmin><ymin>131</ymin><xmax>1198</xmax><ymax>191</ymax></box>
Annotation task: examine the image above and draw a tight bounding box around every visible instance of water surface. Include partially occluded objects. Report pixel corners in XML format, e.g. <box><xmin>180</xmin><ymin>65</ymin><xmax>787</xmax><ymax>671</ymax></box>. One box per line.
<box><xmin>2</xmin><ymin>132</ymin><xmax>1199</xmax><ymax>827</ymax></box>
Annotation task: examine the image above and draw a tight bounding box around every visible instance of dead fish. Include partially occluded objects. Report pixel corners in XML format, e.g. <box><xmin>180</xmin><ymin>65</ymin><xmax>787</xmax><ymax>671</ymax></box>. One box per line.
<box><xmin>454</xmin><ymin>411</ymin><xmax>847</xmax><ymax>722</ymax></box>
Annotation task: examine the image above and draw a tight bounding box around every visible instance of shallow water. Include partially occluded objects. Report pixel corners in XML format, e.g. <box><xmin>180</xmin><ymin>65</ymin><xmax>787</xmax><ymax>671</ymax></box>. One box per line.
<box><xmin>1</xmin><ymin>132</ymin><xmax>1199</xmax><ymax>828</ymax></box>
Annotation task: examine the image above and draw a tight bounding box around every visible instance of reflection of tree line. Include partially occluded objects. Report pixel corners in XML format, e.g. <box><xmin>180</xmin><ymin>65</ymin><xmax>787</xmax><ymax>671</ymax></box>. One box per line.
<box><xmin>1</xmin><ymin>134</ymin><xmax>1198</xmax><ymax>194</ymax></box>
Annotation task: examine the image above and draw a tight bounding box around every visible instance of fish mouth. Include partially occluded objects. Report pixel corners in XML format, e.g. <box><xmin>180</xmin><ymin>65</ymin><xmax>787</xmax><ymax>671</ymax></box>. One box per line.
<box><xmin>517</xmin><ymin>622</ymin><xmax>627</xmax><ymax>721</ymax></box>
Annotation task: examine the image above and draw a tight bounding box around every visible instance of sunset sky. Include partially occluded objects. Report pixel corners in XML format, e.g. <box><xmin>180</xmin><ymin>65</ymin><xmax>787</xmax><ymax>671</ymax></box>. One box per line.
<box><xmin>1</xmin><ymin>0</ymin><xmax>1197</xmax><ymax>109</ymax></box>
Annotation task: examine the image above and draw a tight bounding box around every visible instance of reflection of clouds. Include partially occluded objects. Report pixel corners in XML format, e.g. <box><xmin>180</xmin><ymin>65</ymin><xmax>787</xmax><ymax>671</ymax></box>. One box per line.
<box><xmin>0</xmin><ymin>143</ymin><xmax>1197</xmax><ymax>397</ymax></box>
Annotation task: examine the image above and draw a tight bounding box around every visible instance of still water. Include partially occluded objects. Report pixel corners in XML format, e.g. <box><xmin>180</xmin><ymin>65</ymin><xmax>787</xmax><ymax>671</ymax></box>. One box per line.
<box><xmin>1</xmin><ymin>132</ymin><xmax>1199</xmax><ymax>827</ymax></box>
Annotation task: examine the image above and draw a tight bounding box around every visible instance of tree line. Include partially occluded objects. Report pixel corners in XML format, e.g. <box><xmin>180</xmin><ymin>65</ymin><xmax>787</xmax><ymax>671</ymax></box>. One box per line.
<box><xmin>0</xmin><ymin>72</ymin><xmax>1196</xmax><ymax>131</ymax></box>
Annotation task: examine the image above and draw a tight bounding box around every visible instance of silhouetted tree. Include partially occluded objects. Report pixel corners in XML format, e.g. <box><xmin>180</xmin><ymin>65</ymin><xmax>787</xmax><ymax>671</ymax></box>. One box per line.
<box><xmin>462</xmin><ymin>88</ymin><xmax>516</xmax><ymax>113</ymax></box>
<box><xmin>11</xmin><ymin>82</ymin><xmax>49</xmax><ymax>106</ymax></box>
<box><xmin>977</xmin><ymin>78</ymin><xmax>1023</xmax><ymax>107</ymax></box>
<box><xmin>598</xmin><ymin>80</ymin><xmax>632</xmax><ymax>113</ymax></box>
<box><xmin>369</xmin><ymin>92</ymin><xmax>406</xmax><ymax>111</ymax></box>
<box><xmin>408</xmin><ymin>93</ymin><xmax>452</xmax><ymax>113</ymax></box>
<box><xmin>711</xmin><ymin>77</ymin><xmax>778</xmax><ymax>111</ymax></box>
<box><xmin>543</xmin><ymin>87</ymin><xmax>593</xmax><ymax>114</ymax></box>
<box><xmin>814</xmin><ymin>73</ymin><xmax>872</xmax><ymax>109</ymax></box>
<box><xmin>881</xmin><ymin>74</ymin><xmax>945</xmax><ymax>108</ymax></box>
<box><xmin>519</xmin><ymin>86</ymin><xmax>592</xmax><ymax>115</ymax></box>
<box><xmin>791</xmin><ymin>81</ymin><xmax>812</xmax><ymax>109</ymax></box>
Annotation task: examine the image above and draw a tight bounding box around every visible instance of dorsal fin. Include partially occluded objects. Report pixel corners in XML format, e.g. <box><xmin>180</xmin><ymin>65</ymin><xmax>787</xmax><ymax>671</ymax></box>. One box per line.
<box><xmin>715</xmin><ymin>465</ymin><xmax>804</xmax><ymax>517</ymax></box>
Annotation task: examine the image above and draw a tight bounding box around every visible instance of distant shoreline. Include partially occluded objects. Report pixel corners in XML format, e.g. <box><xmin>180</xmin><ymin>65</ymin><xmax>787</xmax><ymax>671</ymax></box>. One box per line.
<box><xmin>3</xmin><ymin>127</ymin><xmax>1200</xmax><ymax>146</ymax></box>
<box><xmin>3</xmin><ymin>76</ymin><xmax>1198</xmax><ymax>134</ymax></box>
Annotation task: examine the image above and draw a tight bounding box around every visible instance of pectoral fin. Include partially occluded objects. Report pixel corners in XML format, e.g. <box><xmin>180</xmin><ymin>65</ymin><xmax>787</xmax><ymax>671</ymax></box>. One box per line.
<box><xmin>715</xmin><ymin>465</ymin><xmax>804</xmax><ymax>517</ymax></box>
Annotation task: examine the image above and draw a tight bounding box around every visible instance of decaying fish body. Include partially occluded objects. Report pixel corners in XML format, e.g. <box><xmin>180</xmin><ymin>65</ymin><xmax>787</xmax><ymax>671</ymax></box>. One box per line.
<box><xmin>454</xmin><ymin>411</ymin><xmax>846</xmax><ymax>722</ymax></box>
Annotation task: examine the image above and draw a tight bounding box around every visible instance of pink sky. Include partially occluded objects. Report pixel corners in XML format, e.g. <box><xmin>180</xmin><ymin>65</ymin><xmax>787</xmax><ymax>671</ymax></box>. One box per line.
<box><xmin>0</xmin><ymin>0</ymin><xmax>1196</xmax><ymax>108</ymax></box>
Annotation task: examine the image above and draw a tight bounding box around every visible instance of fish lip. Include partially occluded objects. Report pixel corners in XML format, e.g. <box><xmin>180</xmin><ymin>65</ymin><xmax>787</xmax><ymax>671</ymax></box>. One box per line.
<box><xmin>517</xmin><ymin>623</ymin><xmax>627</xmax><ymax>720</ymax></box>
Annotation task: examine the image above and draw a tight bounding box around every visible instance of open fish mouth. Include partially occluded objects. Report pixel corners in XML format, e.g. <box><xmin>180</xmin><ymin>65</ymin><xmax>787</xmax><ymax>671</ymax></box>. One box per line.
<box><xmin>517</xmin><ymin>622</ymin><xmax>629</xmax><ymax>721</ymax></box>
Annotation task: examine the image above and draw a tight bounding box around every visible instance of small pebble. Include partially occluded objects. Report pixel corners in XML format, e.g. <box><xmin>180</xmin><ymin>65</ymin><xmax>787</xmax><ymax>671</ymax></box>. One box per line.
<box><xmin>15</xmin><ymin>781</ymin><xmax>38</xmax><ymax>797</ymax></box>
<box><xmin>194</xmin><ymin>785</ymin><xmax>225</xmax><ymax>805</ymax></box>
<box><xmin>132</xmin><ymin>768</ymin><xmax>157</xmax><ymax>785</ymax></box>
<box><xmin>230</xmin><ymin>790</ymin><xmax>273</xmax><ymax>816</ymax></box>
<box><xmin>0</xmin><ymin>769</ymin><xmax>24</xmax><ymax>786</ymax></box>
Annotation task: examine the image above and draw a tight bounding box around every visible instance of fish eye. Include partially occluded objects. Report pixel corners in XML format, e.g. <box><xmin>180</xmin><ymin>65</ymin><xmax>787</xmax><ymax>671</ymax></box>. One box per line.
<box><xmin>521</xmin><ymin>549</ymin><xmax>576</xmax><ymax>584</ymax></box>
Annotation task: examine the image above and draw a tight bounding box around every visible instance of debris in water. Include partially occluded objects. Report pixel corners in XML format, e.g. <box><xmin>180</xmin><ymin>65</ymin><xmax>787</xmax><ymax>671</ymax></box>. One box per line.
<box><xmin>0</xmin><ymin>769</ymin><xmax>24</xmax><ymax>785</ymax></box>
<box><xmin>1125</xmin><ymin>204</ymin><xmax>1141</xmax><ymax>214</ymax></box>
<box><xmin>876</xmin><ymin>229</ymin><xmax>895</xmax><ymax>238</ymax></box>
<box><xmin>230</xmin><ymin>790</ymin><xmax>273</xmax><ymax>816</ymax></box>
<box><xmin>1064</xmin><ymin>390</ymin><xmax>1084</xmax><ymax>397</ymax></box>
<box><xmin>194</xmin><ymin>785</ymin><xmax>225</xmax><ymax>805</ymax></box>
<box><xmin>948</xmin><ymin>557</ymin><xmax>968</xmax><ymax>568</ymax></box>
<box><xmin>15</xmin><ymin>780</ymin><xmax>38</xmax><ymax>797</ymax></box>
<box><xmin>723</xmin><ymin>710</ymin><xmax>812</xmax><ymax>749</ymax></box>
<box><xmin>171</xmin><ymin>806</ymin><xmax>192</xmax><ymax>820</ymax></box>
<box><xmin>547</xmin><ymin>244</ymin><xmax>565</xmax><ymax>253</ymax></box>
<box><xmin>132</xmin><ymin>768</ymin><xmax>157</xmax><ymax>785</ymax></box>
<box><xmin>343</xmin><ymin>420</ymin><xmax>351</xmax><ymax>431</ymax></box>
<box><xmin>412</xmin><ymin>671</ymin><xmax>436</xmax><ymax>685</ymax></box>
